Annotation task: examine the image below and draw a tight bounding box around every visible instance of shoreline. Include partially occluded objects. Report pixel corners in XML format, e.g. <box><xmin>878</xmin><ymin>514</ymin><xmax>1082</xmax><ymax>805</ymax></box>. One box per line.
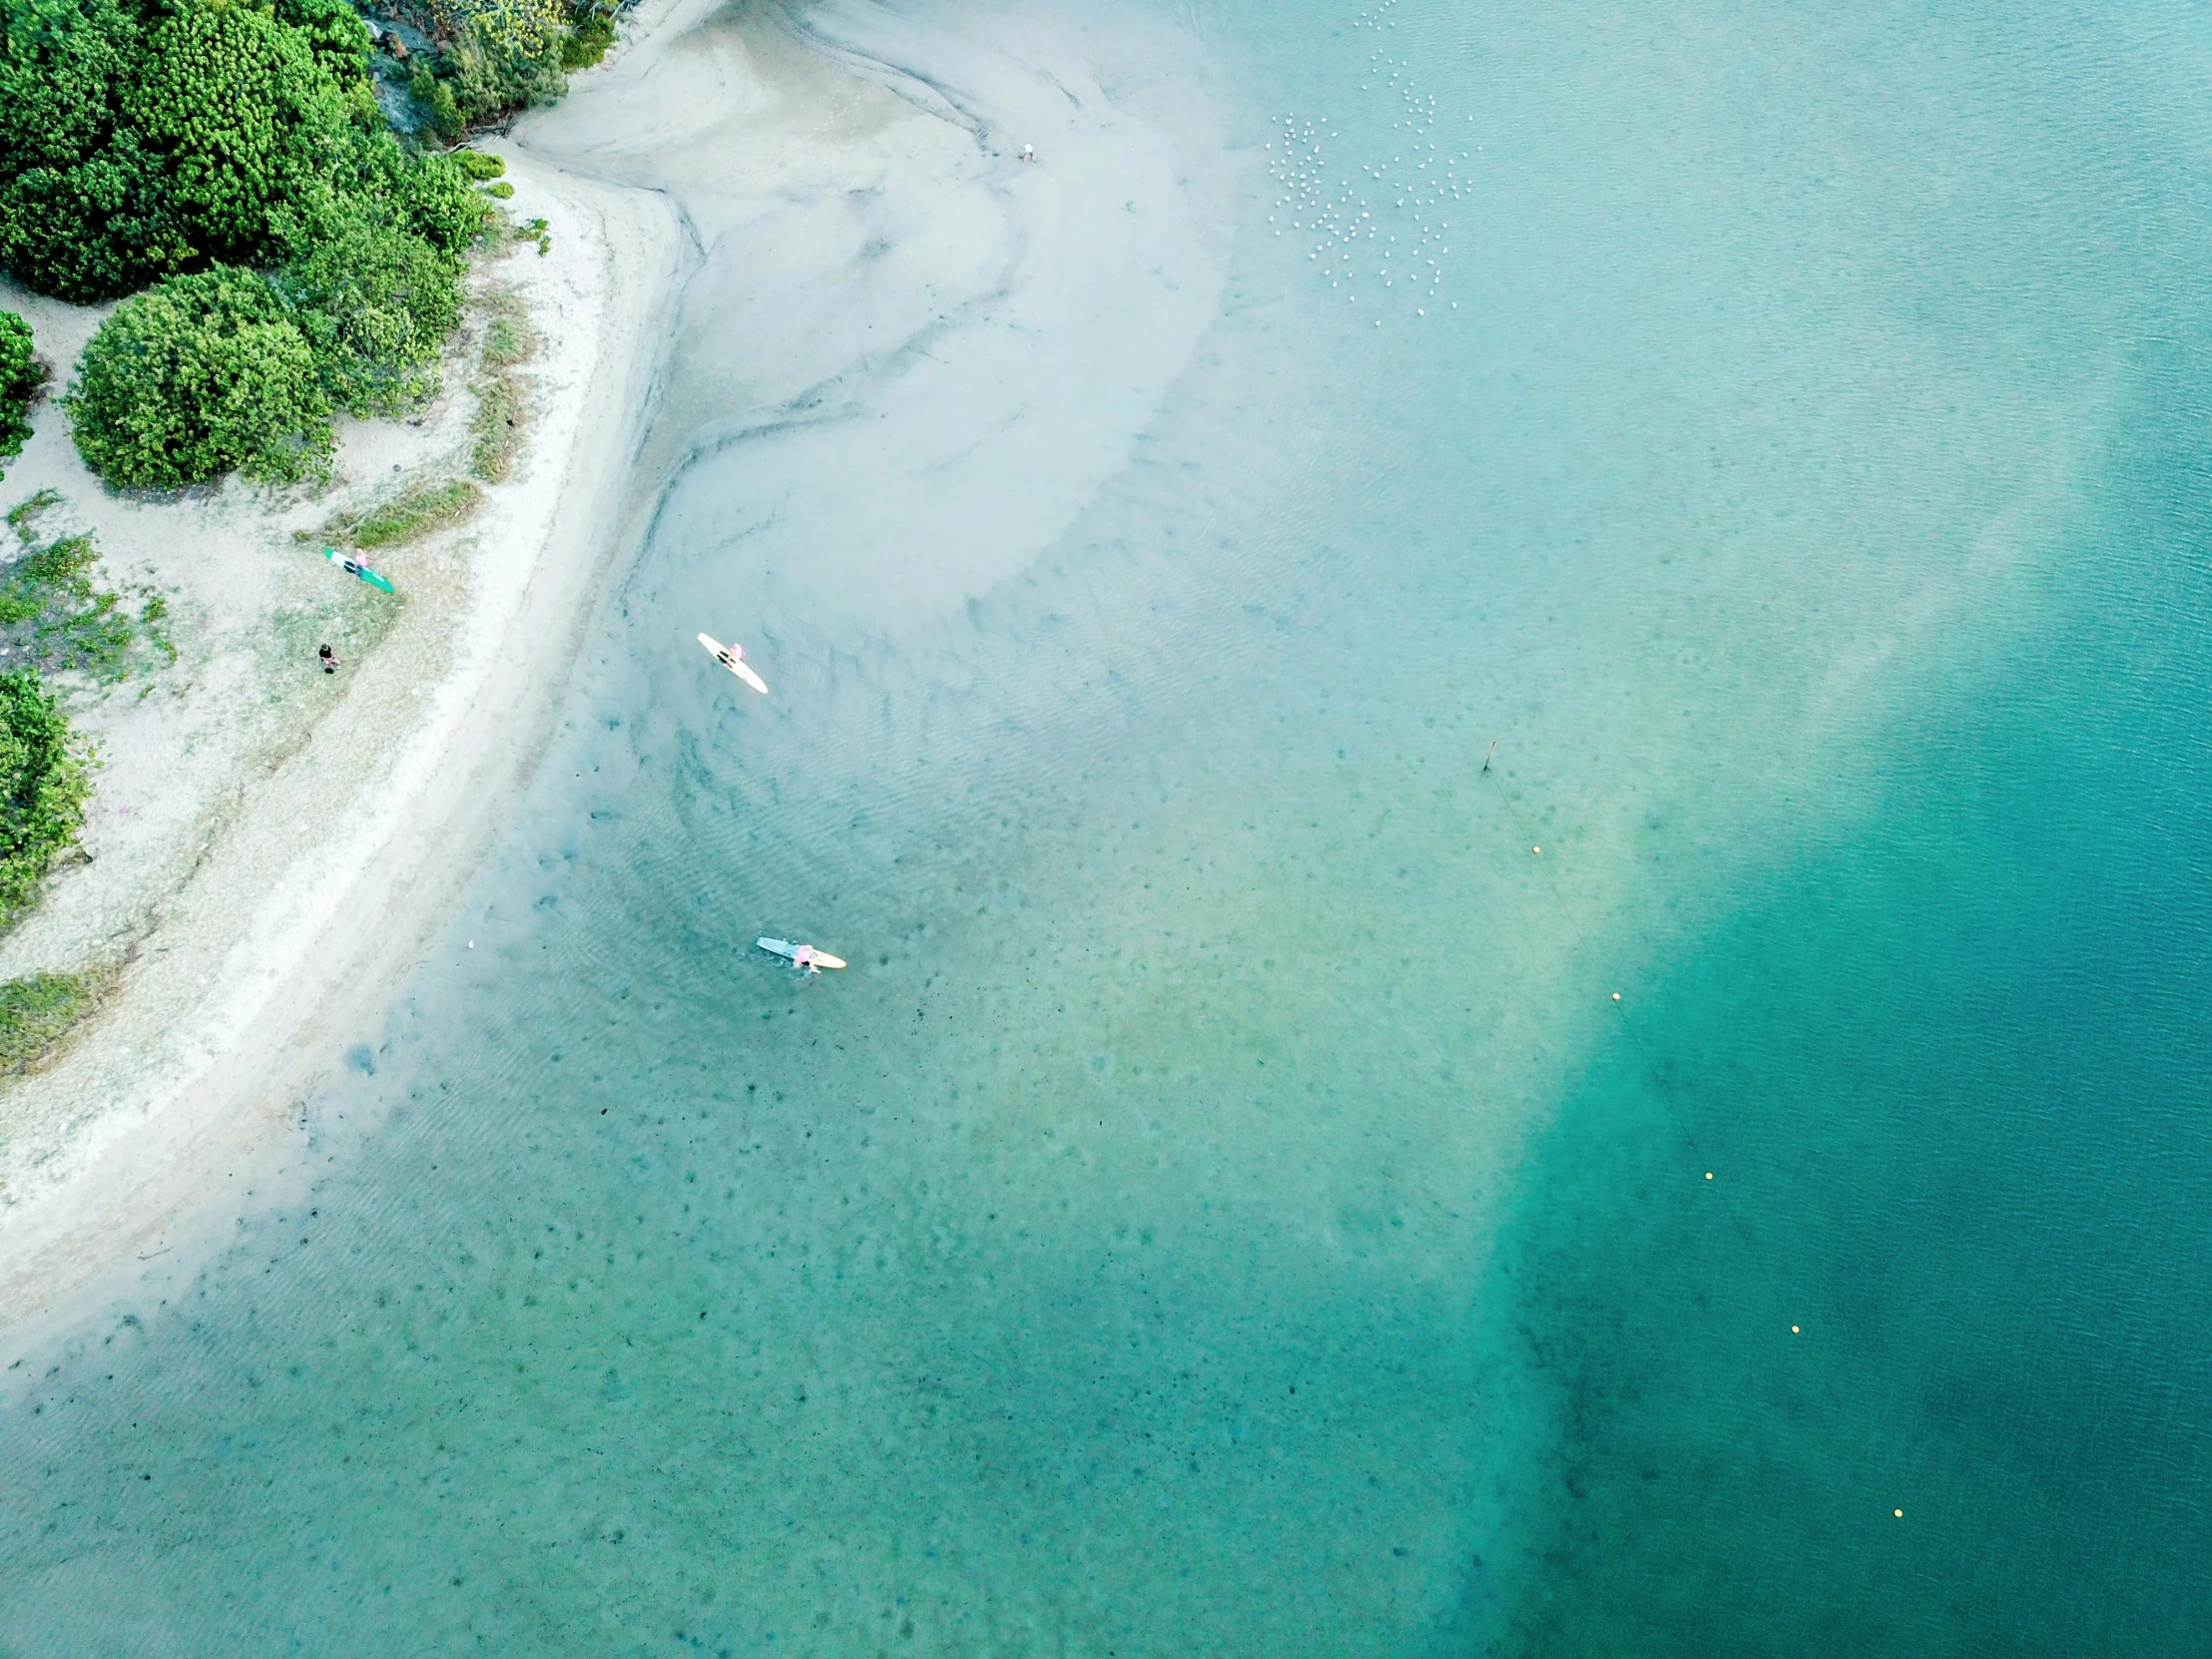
<box><xmin>0</xmin><ymin>0</ymin><xmax>1236</xmax><ymax>1366</ymax></box>
<box><xmin>0</xmin><ymin>161</ymin><xmax>685</xmax><ymax>1350</ymax></box>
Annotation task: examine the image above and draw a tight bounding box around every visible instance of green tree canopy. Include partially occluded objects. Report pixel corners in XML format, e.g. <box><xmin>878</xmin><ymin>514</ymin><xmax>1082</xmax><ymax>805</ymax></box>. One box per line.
<box><xmin>275</xmin><ymin>208</ymin><xmax>460</xmax><ymax>415</ymax></box>
<box><xmin>0</xmin><ymin>669</ymin><xmax>88</xmax><ymax>922</ymax></box>
<box><xmin>3</xmin><ymin>0</ymin><xmax>556</xmax><ymax>485</ymax></box>
<box><xmin>437</xmin><ymin>0</ymin><xmax>567</xmax><ymax>122</ymax></box>
<box><xmin>66</xmin><ymin>266</ymin><xmax>332</xmax><ymax>487</ymax></box>
<box><xmin>125</xmin><ymin>0</ymin><xmax>358</xmax><ymax>268</ymax></box>
<box><xmin>0</xmin><ymin>0</ymin><xmax>186</xmax><ymax>298</ymax></box>
<box><xmin>2</xmin><ymin>0</ymin><xmax>496</xmax><ymax>484</ymax></box>
<box><xmin>0</xmin><ymin>0</ymin><xmax>139</xmax><ymax>174</ymax></box>
<box><xmin>0</xmin><ymin>310</ymin><xmax>38</xmax><ymax>469</ymax></box>
<box><xmin>273</xmin><ymin>0</ymin><xmax>369</xmax><ymax>82</ymax></box>
<box><xmin>0</xmin><ymin>0</ymin><xmax>443</xmax><ymax>301</ymax></box>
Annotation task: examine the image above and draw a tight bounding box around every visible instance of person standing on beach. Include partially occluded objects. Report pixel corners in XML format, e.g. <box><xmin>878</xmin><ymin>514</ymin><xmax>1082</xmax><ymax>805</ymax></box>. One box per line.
<box><xmin>318</xmin><ymin>644</ymin><xmax>338</xmax><ymax>674</ymax></box>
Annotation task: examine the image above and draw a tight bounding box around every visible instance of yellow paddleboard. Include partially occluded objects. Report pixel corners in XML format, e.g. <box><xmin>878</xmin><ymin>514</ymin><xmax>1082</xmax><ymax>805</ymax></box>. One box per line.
<box><xmin>757</xmin><ymin>937</ymin><xmax>845</xmax><ymax>970</ymax></box>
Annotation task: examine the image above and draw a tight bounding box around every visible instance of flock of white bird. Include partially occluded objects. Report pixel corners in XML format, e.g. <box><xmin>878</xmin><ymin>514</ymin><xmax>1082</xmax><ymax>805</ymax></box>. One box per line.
<box><xmin>1265</xmin><ymin>0</ymin><xmax>1471</xmax><ymax>326</ymax></box>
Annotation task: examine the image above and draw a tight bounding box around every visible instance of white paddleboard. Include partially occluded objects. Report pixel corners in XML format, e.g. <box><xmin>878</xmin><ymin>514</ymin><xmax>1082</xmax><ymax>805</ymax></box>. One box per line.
<box><xmin>698</xmin><ymin>633</ymin><xmax>769</xmax><ymax>695</ymax></box>
<box><xmin>758</xmin><ymin>936</ymin><xmax>846</xmax><ymax>971</ymax></box>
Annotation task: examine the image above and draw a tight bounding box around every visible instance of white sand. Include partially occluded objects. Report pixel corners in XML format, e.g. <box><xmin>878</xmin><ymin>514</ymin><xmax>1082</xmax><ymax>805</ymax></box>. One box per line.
<box><xmin>0</xmin><ymin>0</ymin><xmax>1233</xmax><ymax>1348</ymax></box>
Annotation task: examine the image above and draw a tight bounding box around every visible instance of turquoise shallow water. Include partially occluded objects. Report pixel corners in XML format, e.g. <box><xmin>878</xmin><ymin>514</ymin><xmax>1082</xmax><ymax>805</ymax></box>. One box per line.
<box><xmin>7</xmin><ymin>0</ymin><xmax>2212</xmax><ymax>1652</ymax></box>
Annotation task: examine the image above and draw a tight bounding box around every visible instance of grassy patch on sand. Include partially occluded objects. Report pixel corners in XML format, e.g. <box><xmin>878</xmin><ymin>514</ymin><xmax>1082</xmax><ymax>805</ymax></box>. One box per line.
<box><xmin>0</xmin><ymin>970</ymin><xmax>106</xmax><ymax>1074</ymax></box>
<box><xmin>481</xmin><ymin>306</ymin><xmax>536</xmax><ymax>370</ymax></box>
<box><xmin>469</xmin><ymin>376</ymin><xmax>524</xmax><ymax>482</ymax></box>
<box><xmin>269</xmin><ymin>589</ymin><xmax>401</xmax><ymax>695</ymax></box>
<box><xmin>329</xmin><ymin>478</ymin><xmax>484</xmax><ymax>551</ymax></box>
<box><xmin>2</xmin><ymin>492</ymin><xmax>176</xmax><ymax>682</ymax></box>
<box><xmin>470</xmin><ymin>293</ymin><xmax>535</xmax><ymax>482</ymax></box>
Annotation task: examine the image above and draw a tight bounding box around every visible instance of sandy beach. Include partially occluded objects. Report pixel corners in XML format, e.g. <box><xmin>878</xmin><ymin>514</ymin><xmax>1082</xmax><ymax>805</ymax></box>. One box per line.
<box><xmin>0</xmin><ymin>145</ymin><xmax>683</xmax><ymax>1346</ymax></box>
<box><xmin>0</xmin><ymin>0</ymin><xmax>1231</xmax><ymax>1359</ymax></box>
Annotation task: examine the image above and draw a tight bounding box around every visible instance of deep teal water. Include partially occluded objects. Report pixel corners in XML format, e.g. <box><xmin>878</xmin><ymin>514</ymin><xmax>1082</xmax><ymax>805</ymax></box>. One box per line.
<box><xmin>1488</xmin><ymin>340</ymin><xmax>2212</xmax><ymax>1655</ymax></box>
<box><xmin>6</xmin><ymin>0</ymin><xmax>2212</xmax><ymax>1653</ymax></box>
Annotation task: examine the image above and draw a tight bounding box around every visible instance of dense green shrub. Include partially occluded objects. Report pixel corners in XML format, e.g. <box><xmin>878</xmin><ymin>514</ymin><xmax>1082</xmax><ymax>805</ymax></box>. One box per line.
<box><xmin>408</xmin><ymin>63</ymin><xmax>462</xmax><ymax>143</ymax></box>
<box><xmin>277</xmin><ymin>123</ymin><xmax>489</xmax><ymax>260</ymax></box>
<box><xmin>0</xmin><ymin>670</ymin><xmax>89</xmax><ymax>922</ymax></box>
<box><xmin>1</xmin><ymin>0</ymin><xmax>600</xmax><ymax>487</ymax></box>
<box><xmin>66</xmin><ymin>267</ymin><xmax>332</xmax><ymax>487</ymax></box>
<box><xmin>124</xmin><ymin>0</ymin><xmax>358</xmax><ymax>269</ymax></box>
<box><xmin>0</xmin><ymin>0</ymin><xmax>185</xmax><ymax>299</ymax></box>
<box><xmin>0</xmin><ymin>0</ymin><xmax>391</xmax><ymax>296</ymax></box>
<box><xmin>438</xmin><ymin>0</ymin><xmax>567</xmax><ymax>122</ymax></box>
<box><xmin>275</xmin><ymin>211</ymin><xmax>461</xmax><ymax>414</ymax></box>
<box><xmin>5</xmin><ymin>0</ymin><xmax>495</xmax><ymax>485</ymax></box>
<box><xmin>0</xmin><ymin>0</ymin><xmax>139</xmax><ymax>178</ymax></box>
<box><xmin>273</xmin><ymin>0</ymin><xmax>371</xmax><ymax>83</ymax></box>
<box><xmin>62</xmin><ymin>144</ymin><xmax>484</xmax><ymax>485</ymax></box>
<box><xmin>452</xmin><ymin>150</ymin><xmax>505</xmax><ymax>182</ymax></box>
<box><xmin>0</xmin><ymin>137</ymin><xmax>186</xmax><ymax>302</ymax></box>
<box><xmin>0</xmin><ymin>0</ymin><xmax>476</xmax><ymax>303</ymax></box>
<box><xmin>562</xmin><ymin>0</ymin><xmax>613</xmax><ymax>70</ymax></box>
<box><xmin>391</xmin><ymin>149</ymin><xmax>492</xmax><ymax>256</ymax></box>
<box><xmin>0</xmin><ymin>309</ymin><xmax>38</xmax><ymax>468</ymax></box>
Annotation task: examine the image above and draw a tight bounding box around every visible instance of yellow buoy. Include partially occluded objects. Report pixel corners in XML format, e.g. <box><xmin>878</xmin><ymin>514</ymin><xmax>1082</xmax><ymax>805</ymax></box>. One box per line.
<box><xmin>1791</xmin><ymin>1326</ymin><xmax>1800</xmax><ymax>1335</ymax></box>
<box><xmin>1532</xmin><ymin>844</ymin><xmax>1541</xmax><ymax>853</ymax></box>
<box><xmin>1704</xmin><ymin>1172</ymin><xmax>1713</xmax><ymax>1180</ymax></box>
<box><xmin>1894</xmin><ymin>1508</ymin><xmax>1904</xmax><ymax>1518</ymax></box>
<box><xmin>1611</xmin><ymin>992</ymin><xmax>1621</xmax><ymax>1002</ymax></box>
